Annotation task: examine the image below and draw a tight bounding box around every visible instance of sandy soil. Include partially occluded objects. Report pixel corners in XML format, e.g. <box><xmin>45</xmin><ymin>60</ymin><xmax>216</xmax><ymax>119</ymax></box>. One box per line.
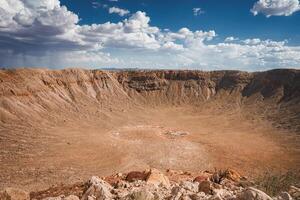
<box><xmin>1</xmin><ymin>105</ymin><xmax>299</xmax><ymax>191</ymax></box>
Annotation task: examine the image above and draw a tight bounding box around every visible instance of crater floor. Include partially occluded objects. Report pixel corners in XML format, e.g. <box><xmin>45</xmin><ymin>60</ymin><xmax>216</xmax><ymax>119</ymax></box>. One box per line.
<box><xmin>1</xmin><ymin>105</ymin><xmax>299</xmax><ymax>191</ymax></box>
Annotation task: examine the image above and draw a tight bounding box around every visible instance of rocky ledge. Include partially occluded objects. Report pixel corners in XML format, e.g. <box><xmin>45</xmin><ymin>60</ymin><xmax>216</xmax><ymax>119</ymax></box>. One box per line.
<box><xmin>1</xmin><ymin>169</ymin><xmax>299</xmax><ymax>200</ymax></box>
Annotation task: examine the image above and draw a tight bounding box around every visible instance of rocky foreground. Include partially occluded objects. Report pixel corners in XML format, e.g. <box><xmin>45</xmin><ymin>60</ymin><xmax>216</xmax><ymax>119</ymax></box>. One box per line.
<box><xmin>1</xmin><ymin>169</ymin><xmax>299</xmax><ymax>200</ymax></box>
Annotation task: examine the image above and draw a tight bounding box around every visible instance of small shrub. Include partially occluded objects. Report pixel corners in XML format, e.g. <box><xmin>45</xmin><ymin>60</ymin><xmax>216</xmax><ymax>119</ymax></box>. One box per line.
<box><xmin>255</xmin><ymin>170</ymin><xmax>300</xmax><ymax>196</ymax></box>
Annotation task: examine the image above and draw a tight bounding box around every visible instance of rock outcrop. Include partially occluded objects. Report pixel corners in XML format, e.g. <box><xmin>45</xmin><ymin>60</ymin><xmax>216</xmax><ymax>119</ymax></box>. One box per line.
<box><xmin>29</xmin><ymin>169</ymin><xmax>300</xmax><ymax>200</ymax></box>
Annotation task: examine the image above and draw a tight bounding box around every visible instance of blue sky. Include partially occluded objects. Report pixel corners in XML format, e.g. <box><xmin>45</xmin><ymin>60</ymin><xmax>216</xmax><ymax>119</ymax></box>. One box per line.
<box><xmin>0</xmin><ymin>0</ymin><xmax>300</xmax><ymax>71</ymax></box>
<box><xmin>61</xmin><ymin>0</ymin><xmax>300</xmax><ymax>45</ymax></box>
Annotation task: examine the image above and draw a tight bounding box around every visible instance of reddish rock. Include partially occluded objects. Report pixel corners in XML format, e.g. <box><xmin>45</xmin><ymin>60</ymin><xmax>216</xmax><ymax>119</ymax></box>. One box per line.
<box><xmin>125</xmin><ymin>171</ymin><xmax>148</xmax><ymax>182</ymax></box>
<box><xmin>194</xmin><ymin>175</ymin><xmax>210</xmax><ymax>183</ymax></box>
<box><xmin>223</xmin><ymin>169</ymin><xmax>241</xmax><ymax>182</ymax></box>
<box><xmin>146</xmin><ymin>168</ymin><xmax>170</xmax><ymax>188</ymax></box>
<box><xmin>198</xmin><ymin>180</ymin><xmax>213</xmax><ymax>194</ymax></box>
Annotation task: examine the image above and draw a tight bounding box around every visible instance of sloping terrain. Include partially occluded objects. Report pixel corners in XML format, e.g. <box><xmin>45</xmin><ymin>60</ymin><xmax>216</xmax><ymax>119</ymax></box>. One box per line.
<box><xmin>0</xmin><ymin>68</ymin><xmax>299</xmax><ymax>191</ymax></box>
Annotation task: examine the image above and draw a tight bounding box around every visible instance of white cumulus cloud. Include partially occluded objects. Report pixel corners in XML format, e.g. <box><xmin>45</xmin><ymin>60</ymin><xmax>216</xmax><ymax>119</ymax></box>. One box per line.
<box><xmin>225</xmin><ymin>37</ymin><xmax>239</xmax><ymax>42</ymax></box>
<box><xmin>251</xmin><ymin>0</ymin><xmax>300</xmax><ymax>17</ymax></box>
<box><xmin>108</xmin><ymin>6</ymin><xmax>130</xmax><ymax>16</ymax></box>
<box><xmin>0</xmin><ymin>0</ymin><xmax>299</xmax><ymax>70</ymax></box>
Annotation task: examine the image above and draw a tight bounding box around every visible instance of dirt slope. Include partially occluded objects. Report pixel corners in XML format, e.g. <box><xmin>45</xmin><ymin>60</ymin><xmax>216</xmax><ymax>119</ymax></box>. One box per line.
<box><xmin>0</xmin><ymin>68</ymin><xmax>299</xmax><ymax>191</ymax></box>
